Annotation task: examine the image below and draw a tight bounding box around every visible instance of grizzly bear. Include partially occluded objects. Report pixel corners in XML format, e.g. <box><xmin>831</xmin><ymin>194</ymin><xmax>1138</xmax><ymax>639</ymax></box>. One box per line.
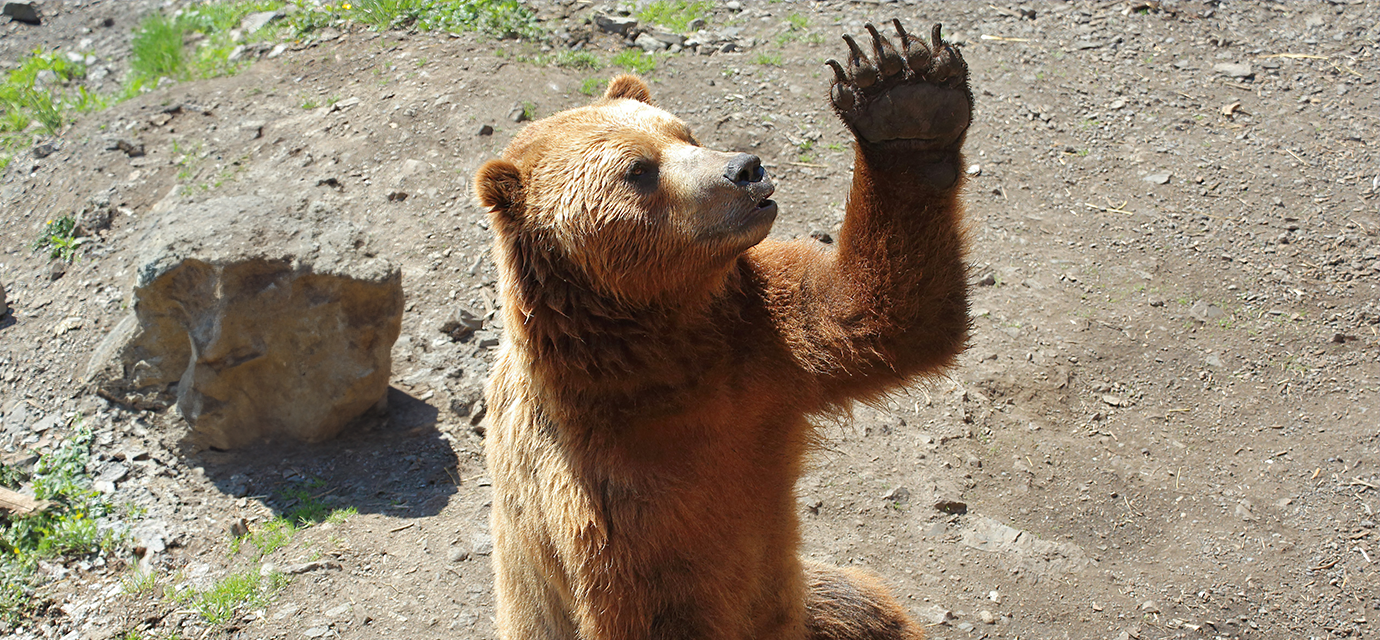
<box><xmin>474</xmin><ymin>21</ymin><xmax>971</xmax><ymax>640</ymax></box>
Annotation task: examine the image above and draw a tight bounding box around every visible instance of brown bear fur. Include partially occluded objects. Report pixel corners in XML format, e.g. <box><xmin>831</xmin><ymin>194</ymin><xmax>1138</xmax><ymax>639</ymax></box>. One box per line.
<box><xmin>475</xmin><ymin>36</ymin><xmax>968</xmax><ymax>638</ymax></box>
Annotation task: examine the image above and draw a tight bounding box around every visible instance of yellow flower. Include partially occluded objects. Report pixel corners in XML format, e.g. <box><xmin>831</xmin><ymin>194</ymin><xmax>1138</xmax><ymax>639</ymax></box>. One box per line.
<box><xmin>343</xmin><ymin>3</ymin><xmax>351</xmax><ymax>9</ymax></box>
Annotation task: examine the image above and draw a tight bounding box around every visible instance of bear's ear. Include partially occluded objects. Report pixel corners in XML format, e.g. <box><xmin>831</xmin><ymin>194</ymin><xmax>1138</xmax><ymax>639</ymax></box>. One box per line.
<box><xmin>603</xmin><ymin>74</ymin><xmax>653</xmax><ymax>104</ymax></box>
<box><xmin>475</xmin><ymin>159</ymin><xmax>524</xmax><ymax>220</ymax></box>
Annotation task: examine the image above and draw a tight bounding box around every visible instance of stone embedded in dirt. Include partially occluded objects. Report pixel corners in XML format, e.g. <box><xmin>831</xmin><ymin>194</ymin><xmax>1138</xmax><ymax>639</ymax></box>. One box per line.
<box><xmin>966</xmin><ymin>164</ymin><xmax>982</xmax><ymax>176</ymax></box>
<box><xmin>476</xmin><ymin>124</ymin><xmax>494</xmax><ymax>136</ymax></box>
<box><xmin>635</xmin><ymin>32</ymin><xmax>668</xmax><ymax>51</ymax></box>
<box><xmin>240</xmin><ymin>10</ymin><xmax>280</xmax><ymax>34</ymax></box>
<box><xmin>1140</xmin><ymin>600</ymin><xmax>1159</xmax><ymax>613</ymax></box>
<box><xmin>935</xmin><ymin>499</ymin><xmax>968</xmax><ymax>515</ymax></box>
<box><xmin>979</xmin><ymin>610</ymin><xmax>996</xmax><ymax>624</ymax></box>
<box><xmin>387</xmin><ymin>191</ymin><xmax>409</xmax><ymax>202</ymax></box>
<box><xmin>1101</xmin><ymin>394</ymin><xmax>1123</xmax><ymax>407</ymax></box>
<box><xmin>441</xmin><ymin>308</ymin><xmax>484</xmax><ymax>341</ymax></box>
<box><xmin>1189</xmin><ymin>300</ymin><xmax>1225</xmax><ymax>323</ymax></box>
<box><xmin>95</xmin><ymin>461</ymin><xmax>128</xmax><ymax>485</ymax></box>
<box><xmin>2</xmin><ymin>0</ymin><xmax>41</xmax><ymax>25</ymax></box>
<box><xmin>31</xmin><ymin>413</ymin><xmax>58</xmax><ymax>433</ymax></box>
<box><xmin>0</xmin><ymin>280</ymin><xmax>7</xmax><ymax>318</ymax></box>
<box><xmin>329</xmin><ymin>96</ymin><xmax>360</xmax><ymax>112</ymax></box>
<box><xmin>961</xmin><ymin>516</ymin><xmax>1091</xmax><ymax>575</ymax></box>
<box><xmin>923</xmin><ymin>606</ymin><xmax>954</xmax><ymax>625</ymax></box>
<box><xmin>470</xmin><ymin>532</ymin><xmax>494</xmax><ymax>556</ymax></box>
<box><xmin>1213</xmin><ymin>62</ymin><xmax>1253</xmax><ymax>79</ymax></box>
<box><xmin>649</xmin><ymin>30</ymin><xmax>686</xmax><ymax>47</ymax></box>
<box><xmin>282</xmin><ymin>560</ymin><xmax>341</xmax><ymax>575</ymax></box>
<box><xmin>238</xmin><ymin>120</ymin><xmax>265</xmax><ymax>139</ymax></box>
<box><xmin>508</xmin><ymin>105</ymin><xmax>529</xmax><ymax>123</ymax></box>
<box><xmin>978</xmin><ymin>273</ymin><xmax>997</xmax><ymax>286</ymax></box>
<box><xmin>78</xmin><ymin>190</ymin><xmax>115</xmax><ymax>232</ymax></box>
<box><xmin>881</xmin><ymin>486</ymin><xmax>911</xmax><ymax>504</ymax></box>
<box><xmin>114</xmin><ymin>138</ymin><xmax>145</xmax><ymax>157</ymax></box>
<box><xmin>84</xmin><ymin>194</ymin><xmax>403</xmax><ymax>449</ymax></box>
<box><xmin>1142</xmin><ymin>173</ymin><xmax>1171</xmax><ymax>185</ymax></box>
<box><xmin>32</xmin><ymin>141</ymin><xmax>57</xmax><ymax>159</ymax></box>
<box><xmin>592</xmin><ymin>14</ymin><xmax>637</xmax><ymax>36</ymax></box>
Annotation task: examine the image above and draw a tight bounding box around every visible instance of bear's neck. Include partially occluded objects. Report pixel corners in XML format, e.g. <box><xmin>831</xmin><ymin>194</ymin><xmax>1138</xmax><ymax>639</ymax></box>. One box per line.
<box><xmin>496</xmin><ymin>240</ymin><xmax>742</xmax><ymax>404</ymax></box>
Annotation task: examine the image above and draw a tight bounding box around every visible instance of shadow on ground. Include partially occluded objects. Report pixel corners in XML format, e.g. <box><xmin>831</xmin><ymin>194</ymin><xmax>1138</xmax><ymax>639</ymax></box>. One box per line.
<box><xmin>191</xmin><ymin>387</ymin><xmax>459</xmax><ymax>521</ymax></box>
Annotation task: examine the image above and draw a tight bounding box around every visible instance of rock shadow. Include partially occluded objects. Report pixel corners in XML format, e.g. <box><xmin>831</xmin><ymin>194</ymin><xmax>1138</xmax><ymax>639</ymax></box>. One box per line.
<box><xmin>193</xmin><ymin>387</ymin><xmax>459</xmax><ymax>521</ymax></box>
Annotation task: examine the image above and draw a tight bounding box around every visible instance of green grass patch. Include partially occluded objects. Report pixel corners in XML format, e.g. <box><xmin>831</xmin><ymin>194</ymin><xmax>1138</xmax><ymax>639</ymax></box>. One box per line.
<box><xmin>230</xmin><ymin>479</ymin><xmax>357</xmax><ymax>560</ymax></box>
<box><xmin>408</xmin><ymin>0</ymin><xmax>542</xmax><ymax>40</ymax></box>
<box><xmin>579</xmin><ymin>77</ymin><xmax>604</xmax><ymax>97</ymax></box>
<box><xmin>753</xmin><ymin>52</ymin><xmax>783</xmax><ymax>66</ymax></box>
<box><xmin>637</xmin><ymin>1</ymin><xmax>710</xmax><ymax>33</ymax></box>
<box><xmin>554</xmin><ymin>50</ymin><xmax>602</xmax><ymax>71</ymax></box>
<box><xmin>1</xmin><ymin>49</ymin><xmax>106</xmax><ymax>169</ymax></box>
<box><xmin>30</xmin><ymin>215</ymin><xmax>88</xmax><ymax>262</ymax></box>
<box><xmin>169</xmin><ymin>570</ymin><xmax>290</xmax><ymax>624</ymax></box>
<box><xmin>1</xmin><ymin>427</ymin><xmax>123</xmax><ymax>623</ymax></box>
<box><xmin>130</xmin><ymin>13</ymin><xmax>185</xmax><ymax>79</ymax></box>
<box><xmin>611</xmin><ymin>49</ymin><xmax>656</xmax><ymax>75</ymax></box>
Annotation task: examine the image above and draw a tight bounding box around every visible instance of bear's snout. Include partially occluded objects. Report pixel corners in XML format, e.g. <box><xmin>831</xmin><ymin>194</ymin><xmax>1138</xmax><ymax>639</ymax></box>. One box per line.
<box><xmin>723</xmin><ymin>153</ymin><xmax>766</xmax><ymax>185</ymax></box>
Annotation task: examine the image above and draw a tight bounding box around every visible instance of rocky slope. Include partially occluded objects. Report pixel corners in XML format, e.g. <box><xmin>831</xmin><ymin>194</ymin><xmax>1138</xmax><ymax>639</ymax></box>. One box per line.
<box><xmin>1</xmin><ymin>1</ymin><xmax>1378</xmax><ymax>639</ymax></box>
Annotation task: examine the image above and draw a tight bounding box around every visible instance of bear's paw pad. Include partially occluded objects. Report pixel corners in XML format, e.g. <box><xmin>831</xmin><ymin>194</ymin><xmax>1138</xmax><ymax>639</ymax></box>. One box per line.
<box><xmin>827</xmin><ymin>21</ymin><xmax>972</xmax><ymax>150</ymax></box>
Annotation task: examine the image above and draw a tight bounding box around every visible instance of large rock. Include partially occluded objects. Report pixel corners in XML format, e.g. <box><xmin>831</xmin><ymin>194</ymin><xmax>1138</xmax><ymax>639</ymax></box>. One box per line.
<box><xmin>2</xmin><ymin>1</ymin><xmax>42</xmax><ymax>25</ymax></box>
<box><xmin>86</xmin><ymin>193</ymin><xmax>403</xmax><ymax>449</ymax></box>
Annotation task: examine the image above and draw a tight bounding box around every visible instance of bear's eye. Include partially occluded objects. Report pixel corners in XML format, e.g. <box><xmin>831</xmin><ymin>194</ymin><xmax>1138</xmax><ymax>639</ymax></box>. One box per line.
<box><xmin>625</xmin><ymin>161</ymin><xmax>658</xmax><ymax>188</ymax></box>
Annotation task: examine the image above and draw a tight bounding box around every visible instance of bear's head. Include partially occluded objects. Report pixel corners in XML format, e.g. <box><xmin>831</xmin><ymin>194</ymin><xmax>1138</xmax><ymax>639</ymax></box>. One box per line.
<box><xmin>475</xmin><ymin>75</ymin><xmax>777</xmax><ymax>307</ymax></box>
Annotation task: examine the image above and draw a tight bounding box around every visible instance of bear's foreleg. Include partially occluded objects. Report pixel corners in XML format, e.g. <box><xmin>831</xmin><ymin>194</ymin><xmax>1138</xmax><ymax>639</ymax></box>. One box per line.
<box><xmin>748</xmin><ymin>22</ymin><xmax>972</xmax><ymax>409</ymax></box>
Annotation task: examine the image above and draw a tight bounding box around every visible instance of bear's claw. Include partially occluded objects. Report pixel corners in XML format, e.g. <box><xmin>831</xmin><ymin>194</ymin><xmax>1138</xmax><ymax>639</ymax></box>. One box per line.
<box><xmin>827</xmin><ymin>21</ymin><xmax>972</xmax><ymax>150</ymax></box>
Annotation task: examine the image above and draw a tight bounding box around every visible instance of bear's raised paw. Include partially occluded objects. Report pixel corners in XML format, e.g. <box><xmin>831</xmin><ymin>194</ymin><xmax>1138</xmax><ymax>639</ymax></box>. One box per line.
<box><xmin>827</xmin><ymin>21</ymin><xmax>971</xmax><ymax>151</ymax></box>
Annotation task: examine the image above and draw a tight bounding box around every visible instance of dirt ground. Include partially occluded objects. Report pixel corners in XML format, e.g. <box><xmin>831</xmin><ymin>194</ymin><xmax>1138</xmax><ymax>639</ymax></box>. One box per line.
<box><xmin>2</xmin><ymin>1</ymin><xmax>1379</xmax><ymax>639</ymax></box>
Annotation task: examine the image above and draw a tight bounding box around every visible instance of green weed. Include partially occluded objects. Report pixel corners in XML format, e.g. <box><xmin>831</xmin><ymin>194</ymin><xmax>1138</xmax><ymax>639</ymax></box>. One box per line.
<box><xmin>753</xmin><ymin>52</ymin><xmax>783</xmax><ymax>66</ymax></box>
<box><xmin>638</xmin><ymin>1</ymin><xmax>710</xmax><ymax>33</ymax></box>
<box><xmin>554</xmin><ymin>50</ymin><xmax>602</xmax><ymax>71</ymax></box>
<box><xmin>31</xmin><ymin>216</ymin><xmax>88</xmax><ymax>262</ymax></box>
<box><xmin>579</xmin><ymin>77</ymin><xmax>604</xmax><ymax>97</ymax></box>
<box><xmin>777</xmin><ymin>13</ymin><xmax>809</xmax><ymax>44</ymax></box>
<box><xmin>1</xmin><ymin>427</ymin><xmax>122</xmax><ymax>623</ymax></box>
<box><xmin>230</xmin><ymin>479</ymin><xmax>356</xmax><ymax>560</ymax></box>
<box><xmin>122</xmin><ymin>569</ymin><xmax>157</xmax><ymax>595</ymax></box>
<box><xmin>170</xmin><ymin>570</ymin><xmax>290</xmax><ymax>624</ymax></box>
<box><xmin>130</xmin><ymin>14</ymin><xmax>185</xmax><ymax>79</ymax></box>
<box><xmin>611</xmin><ymin>49</ymin><xmax>656</xmax><ymax>75</ymax></box>
<box><xmin>350</xmin><ymin>0</ymin><xmax>430</xmax><ymax>28</ymax></box>
<box><xmin>408</xmin><ymin>0</ymin><xmax>542</xmax><ymax>40</ymax></box>
<box><xmin>1</xmin><ymin>49</ymin><xmax>105</xmax><ymax>167</ymax></box>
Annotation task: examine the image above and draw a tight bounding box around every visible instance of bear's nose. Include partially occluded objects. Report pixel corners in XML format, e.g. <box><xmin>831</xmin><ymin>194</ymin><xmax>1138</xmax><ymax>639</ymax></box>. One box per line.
<box><xmin>724</xmin><ymin>153</ymin><xmax>765</xmax><ymax>185</ymax></box>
